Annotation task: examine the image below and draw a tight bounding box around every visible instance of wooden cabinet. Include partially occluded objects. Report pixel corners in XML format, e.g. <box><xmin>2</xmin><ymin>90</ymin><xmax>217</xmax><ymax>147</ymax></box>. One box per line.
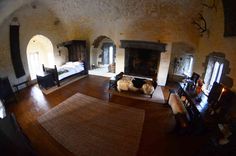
<box><xmin>58</xmin><ymin>40</ymin><xmax>87</xmax><ymax>61</ymax></box>
<box><xmin>57</xmin><ymin>40</ymin><xmax>88</xmax><ymax>70</ymax></box>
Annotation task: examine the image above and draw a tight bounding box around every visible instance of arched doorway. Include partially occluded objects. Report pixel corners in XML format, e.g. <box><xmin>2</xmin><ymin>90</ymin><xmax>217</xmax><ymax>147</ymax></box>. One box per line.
<box><xmin>90</xmin><ymin>36</ymin><xmax>116</xmax><ymax>77</ymax></box>
<box><xmin>26</xmin><ymin>35</ymin><xmax>54</xmax><ymax>80</ymax></box>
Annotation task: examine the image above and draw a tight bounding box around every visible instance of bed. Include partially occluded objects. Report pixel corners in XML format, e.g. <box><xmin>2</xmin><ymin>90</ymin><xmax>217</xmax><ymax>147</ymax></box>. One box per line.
<box><xmin>42</xmin><ymin>61</ymin><xmax>88</xmax><ymax>87</ymax></box>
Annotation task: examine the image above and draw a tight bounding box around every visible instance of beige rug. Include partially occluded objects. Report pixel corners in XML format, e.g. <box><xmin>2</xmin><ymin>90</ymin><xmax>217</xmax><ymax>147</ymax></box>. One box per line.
<box><xmin>38</xmin><ymin>93</ymin><xmax>145</xmax><ymax>156</ymax></box>
<box><xmin>108</xmin><ymin>86</ymin><xmax>165</xmax><ymax>104</ymax></box>
<box><xmin>39</xmin><ymin>75</ymin><xmax>88</xmax><ymax>95</ymax></box>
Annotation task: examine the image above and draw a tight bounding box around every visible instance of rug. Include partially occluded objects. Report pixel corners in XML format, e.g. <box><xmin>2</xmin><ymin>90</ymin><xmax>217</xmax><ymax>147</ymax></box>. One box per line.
<box><xmin>39</xmin><ymin>75</ymin><xmax>88</xmax><ymax>95</ymax></box>
<box><xmin>38</xmin><ymin>93</ymin><xmax>145</xmax><ymax>156</ymax></box>
<box><xmin>108</xmin><ymin>86</ymin><xmax>165</xmax><ymax>104</ymax></box>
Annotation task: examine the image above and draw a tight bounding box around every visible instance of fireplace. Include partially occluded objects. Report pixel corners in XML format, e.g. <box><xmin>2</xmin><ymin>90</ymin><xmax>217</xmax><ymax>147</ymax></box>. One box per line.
<box><xmin>121</xmin><ymin>40</ymin><xmax>166</xmax><ymax>78</ymax></box>
<box><xmin>125</xmin><ymin>48</ymin><xmax>160</xmax><ymax>78</ymax></box>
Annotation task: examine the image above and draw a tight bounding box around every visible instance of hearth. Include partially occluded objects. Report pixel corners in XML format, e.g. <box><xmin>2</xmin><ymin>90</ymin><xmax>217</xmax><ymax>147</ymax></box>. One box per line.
<box><xmin>125</xmin><ymin>48</ymin><xmax>160</xmax><ymax>78</ymax></box>
<box><xmin>121</xmin><ymin>40</ymin><xmax>166</xmax><ymax>78</ymax></box>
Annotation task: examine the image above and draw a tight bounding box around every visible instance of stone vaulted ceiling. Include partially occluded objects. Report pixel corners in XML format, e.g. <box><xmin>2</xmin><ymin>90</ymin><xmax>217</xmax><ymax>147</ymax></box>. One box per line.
<box><xmin>0</xmin><ymin>0</ymin><xmax>202</xmax><ymax>24</ymax></box>
<box><xmin>0</xmin><ymin>0</ymin><xmax>202</xmax><ymax>43</ymax></box>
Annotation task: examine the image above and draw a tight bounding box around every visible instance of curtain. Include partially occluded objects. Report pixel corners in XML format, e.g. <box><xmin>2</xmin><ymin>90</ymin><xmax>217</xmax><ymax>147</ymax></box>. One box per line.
<box><xmin>10</xmin><ymin>25</ymin><xmax>25</xmax><ymax>78</ymax></box>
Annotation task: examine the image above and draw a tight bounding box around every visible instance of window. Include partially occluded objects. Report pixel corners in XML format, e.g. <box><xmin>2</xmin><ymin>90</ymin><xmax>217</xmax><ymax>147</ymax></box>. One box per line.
<box><xmin>109</xmin><ymin>46</ymin><xmax>114</xmax><ymax>64</ymax></box>
<box><xmin>183</xmin><ymin>56</ymin><xmax>193</xmax><ymax>77</ymax></box>
<box><xmin>27</xmin><ymin>34</ymin><xmax>54</xmax><ymax>80</ymax></box>
<box><xmin>101</xmin><ymin>43</ymin><xmax>114</xmax><ymax>65</ymax></box>
<box><xmin>174</xmin><ymin>55</ymin><xmax>194</xmax><ymax>77</ymax></box>
<box><xmin>28</xmin><ymin>52</ymin><xmax>41</xmax><ymax>80</ymax></box>
<box><xmin>203</xmin><ymin>56</ymin><xmax>225</xmax><ymax>93</ymax></box>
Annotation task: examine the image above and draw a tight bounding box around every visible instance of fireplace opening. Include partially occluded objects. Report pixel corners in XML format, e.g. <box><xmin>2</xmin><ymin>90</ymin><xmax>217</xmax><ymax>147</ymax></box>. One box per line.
<box><xmin>125</xmin><ymin>48</ymin><xmax>160</xmax><ymax>78</ymax></box>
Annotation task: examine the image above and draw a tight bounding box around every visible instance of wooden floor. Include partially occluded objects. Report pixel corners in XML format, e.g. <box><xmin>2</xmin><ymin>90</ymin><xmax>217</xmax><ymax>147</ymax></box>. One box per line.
<box><xmin>6</xmin><ymin>75</ymin><xmax>209</xmax><ymax>156</ymax></box>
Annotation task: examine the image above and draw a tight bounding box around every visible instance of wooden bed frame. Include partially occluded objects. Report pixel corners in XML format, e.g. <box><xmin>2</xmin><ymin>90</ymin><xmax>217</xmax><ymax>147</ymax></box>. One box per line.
<box><xmin>42</xmin><ymin>61</ymin><xmax>88</xmax><ymax>87</ymax></box>
<box><xmin>37</xmin><ymin>40</ymin><xmax>88</xmax><ymax>89</ymax></box>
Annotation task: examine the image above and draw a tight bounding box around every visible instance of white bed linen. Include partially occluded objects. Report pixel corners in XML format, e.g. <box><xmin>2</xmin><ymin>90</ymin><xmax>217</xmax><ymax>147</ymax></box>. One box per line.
<box><xmin>57</xmin><ymin>62</ymin><xmax>84</xmax><ymax>81</ymax></box>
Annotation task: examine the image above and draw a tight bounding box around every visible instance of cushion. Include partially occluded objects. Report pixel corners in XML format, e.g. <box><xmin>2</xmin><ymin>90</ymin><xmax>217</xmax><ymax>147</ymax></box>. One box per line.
<box><xmin>168</xmin><ymin>93</ymin><xmax>190</xmax><ymax>129</ymax></box>
<box><xmin>132</xmin><ymin>78</ymin><xmax>145</xmax><ymax>88</ymax></box>
<box><xmin>168</xmin><ymin>93</ymin><xmax>187</xmax><ymax>114</ymax></box>
<box><xmin>73</xmin><ymin>61</ymin><xmax>84</xmax><ymax>65</ymax></box>
<box><xmin>142</xmin><ymin>83</ymin><xmax>154</xmax><ymax>95</ymax></box>
<box><xmin>65</xmin><ymin>61</ymin><xmax>73</xmax><ymax>65</ymax></box>
<box><xmin>115</xmin><ymin>72</ymin><xmax>124</xmax><ymax>81</ymax></box>
<box><xmin>117</xmin><ymin>79</ymin><xmax>132</xmax><ymax>92</ymax></box>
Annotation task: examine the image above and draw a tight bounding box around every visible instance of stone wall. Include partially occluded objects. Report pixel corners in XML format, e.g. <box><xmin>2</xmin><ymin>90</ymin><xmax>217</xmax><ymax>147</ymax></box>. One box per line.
<box><xmin>0</xmin><ymin>0</ymin><xmax>202</xmax><ymax>87</ymax></box>
<box><xmin>0</xmin><ymin>3</ymin><xmax>68</xmax><ymax>87</ymax></box>
<box><xmin>195</xmin><ymin>0</ymin><xmax>236</xmax><ymax>91</ymax></box>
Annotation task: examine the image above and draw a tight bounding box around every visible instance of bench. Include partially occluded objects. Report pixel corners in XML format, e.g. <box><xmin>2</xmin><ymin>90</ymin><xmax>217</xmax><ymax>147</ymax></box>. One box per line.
<box><xmin>168</xmin><ymin>89</ymin><xmax>190</xmax><ymax>133</ymax></box>
<box><xmin>13</xmin><ymin>80</ymin><xmax>29</xmax><ymax>93</ymax></box>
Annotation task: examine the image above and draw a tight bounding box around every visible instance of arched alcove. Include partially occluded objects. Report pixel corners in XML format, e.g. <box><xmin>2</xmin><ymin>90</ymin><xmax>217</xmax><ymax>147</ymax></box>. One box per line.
<box><xmin>168</xmin><ymin>42</ymin><xmax>195</xmax><ymax>81</ymax></box>
<box><xmin>203</xmin><ymin>52</ymin><xmax>233</xmax><ymax>92</ymax></box>
<box><xmin>90</xmin><ymin>36</ymin><xmax>116</xmax><ymax>77</ymax></box>
<box><xmin>26</xmin><ymin>34</ymin><xmax>54</xmax><ymax>80</ymax></box>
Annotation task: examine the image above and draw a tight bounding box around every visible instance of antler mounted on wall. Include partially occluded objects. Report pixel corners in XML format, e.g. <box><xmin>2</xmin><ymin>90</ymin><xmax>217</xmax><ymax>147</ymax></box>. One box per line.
<box><xmin>192</xmin><ymin>13</ymin><xmax>209</xmax><ymax>37</ymax></box>
<box><xmin>201</xmin><ymin>0</ymin><xmax>217</xmax><ymax>11</ymax></box>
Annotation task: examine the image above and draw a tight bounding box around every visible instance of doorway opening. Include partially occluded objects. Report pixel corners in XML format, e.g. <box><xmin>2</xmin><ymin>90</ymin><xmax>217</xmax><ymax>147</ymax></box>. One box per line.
<box><xmin>90</xmin><ymin>36</ymin><xmax>116</xmax><ymax>77</ymax></box>
<box><xmin>26</xmin><ymin>35</ymin><xmax>54</xmax><ymax>80</ymax></box>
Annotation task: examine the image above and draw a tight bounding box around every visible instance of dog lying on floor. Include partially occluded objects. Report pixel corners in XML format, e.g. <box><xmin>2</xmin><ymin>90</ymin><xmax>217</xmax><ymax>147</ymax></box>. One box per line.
<box><xmin>117</xmin><ymin>76</ymin><xmax>156</xmax><ymax>96</ymax></box>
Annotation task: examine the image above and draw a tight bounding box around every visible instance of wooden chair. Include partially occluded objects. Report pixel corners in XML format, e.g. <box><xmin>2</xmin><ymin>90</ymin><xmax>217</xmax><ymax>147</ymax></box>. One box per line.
<box><xmin>190</xmin><ymin>72</ymin><xmax>200</xmax><ymax>85</ymax></box>
<box><xmin>0</xmin><ymin>77</ymin><xmax>16</xmax><ymax>105</ymax></box>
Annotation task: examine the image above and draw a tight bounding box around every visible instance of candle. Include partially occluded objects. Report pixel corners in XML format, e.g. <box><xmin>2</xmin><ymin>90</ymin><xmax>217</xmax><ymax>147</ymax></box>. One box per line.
<box><xmin>218</xmin><ymin>88</ymin><xmax>225</xmax><ymax>102</ymax></box>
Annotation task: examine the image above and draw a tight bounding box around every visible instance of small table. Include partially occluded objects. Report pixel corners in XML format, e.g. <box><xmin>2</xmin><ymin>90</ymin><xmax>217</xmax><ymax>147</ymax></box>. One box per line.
<box><xmin>36</xmin><ymin>72</ymin><xmax>55</xmax><ymax>89</ymax></box>
<box><xmin>173</xmin><ymin>83</ymin><xmax>210</xmax><ymax>133</ymax></box>
<box><xmin>178</xmin><ymin>82</ymin><xmax>209</xmax><ymax>116</ymax></box>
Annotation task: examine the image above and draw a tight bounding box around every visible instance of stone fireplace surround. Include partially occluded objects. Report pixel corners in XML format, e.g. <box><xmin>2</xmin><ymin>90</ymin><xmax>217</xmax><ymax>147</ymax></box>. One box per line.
<box><xmin>121</xmin><ymin>40</ymin><xmax>166</xmax><ymax>78</ymax></box>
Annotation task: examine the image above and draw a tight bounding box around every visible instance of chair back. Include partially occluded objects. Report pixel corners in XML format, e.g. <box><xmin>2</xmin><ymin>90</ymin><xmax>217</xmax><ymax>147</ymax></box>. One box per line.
<box><xmin>190</xmin><ymin>72</ymin><xmax>200</xmax><ymax>84</ymax></box>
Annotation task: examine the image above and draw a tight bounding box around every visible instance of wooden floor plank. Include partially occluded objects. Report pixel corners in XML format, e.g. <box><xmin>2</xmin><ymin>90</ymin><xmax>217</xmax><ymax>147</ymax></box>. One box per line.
<box><xmin>6</xmin><ymin>75</ymin><xmax>208</xmax><ymax>156</ymax></box>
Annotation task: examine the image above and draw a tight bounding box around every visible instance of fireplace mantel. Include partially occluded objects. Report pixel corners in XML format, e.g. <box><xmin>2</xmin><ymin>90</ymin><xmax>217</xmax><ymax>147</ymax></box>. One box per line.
<box><xmin>120</xmin><ymin>40</ymin><xmax>166</xmax><ymax>52</ymax></box>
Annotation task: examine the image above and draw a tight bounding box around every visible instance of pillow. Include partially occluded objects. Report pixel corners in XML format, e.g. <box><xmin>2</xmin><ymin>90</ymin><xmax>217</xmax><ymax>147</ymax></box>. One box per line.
<box><xmin>142</xmin><ymin>83</ymin><xmax>154</xmax><ymax>95</ymax></box>
<box><xmin>65</xmin><ymin>62</ymin><xmax>73</xmax><ymax>65</ymax></box>
<box><xmin>73</xmin><ymin>61</ymin><xmax>84</xmax><ymax>65</ymax></box>
<box><xmin>132</xmin><ymin>78</ymin><xmax>146</xmax><ymax>88</ymax></box>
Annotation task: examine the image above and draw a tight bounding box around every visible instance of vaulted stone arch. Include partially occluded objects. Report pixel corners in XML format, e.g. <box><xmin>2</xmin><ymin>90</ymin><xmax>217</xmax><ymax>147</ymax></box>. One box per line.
<box><xmin>90</xmin><ymin>35</ymin><xmax>116</xmax><ymax>74</ymax></box>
